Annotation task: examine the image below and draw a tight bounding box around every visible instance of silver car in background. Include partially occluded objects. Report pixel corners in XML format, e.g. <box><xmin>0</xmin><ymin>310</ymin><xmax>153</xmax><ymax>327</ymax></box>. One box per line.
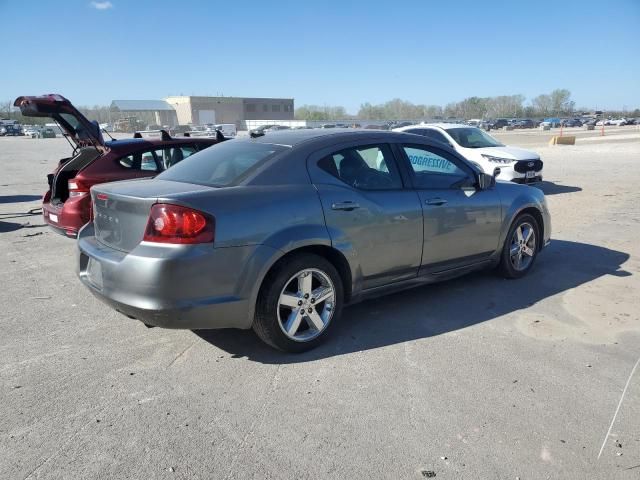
<box><xmin>78</xmin><ymin>130</ymin><xmax>551</xmax><ymax>352</ymax></box>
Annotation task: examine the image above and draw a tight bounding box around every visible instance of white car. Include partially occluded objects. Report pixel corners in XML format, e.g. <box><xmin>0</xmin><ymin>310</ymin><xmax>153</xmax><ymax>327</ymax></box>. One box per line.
<box><xmin>211</xmin><ymin>123</ymin><xmax>237</xmax><ymax>137</ymax></box>
<box><xmin>23</xmin><ymin>126</ymin><xmax>41</xmax><ymax>138</ymax></box>
<box><xmin>393</xmin><ymin>123</ymin><xmax>543</xmax><ymax>183</ymax></box>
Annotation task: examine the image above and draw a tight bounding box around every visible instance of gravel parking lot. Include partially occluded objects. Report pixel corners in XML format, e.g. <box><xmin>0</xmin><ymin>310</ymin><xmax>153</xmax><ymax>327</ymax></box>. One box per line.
<box><xmin>1</xmin><ymin>128</ymin><xmax>639</xmax><ymax>479</ymax></box>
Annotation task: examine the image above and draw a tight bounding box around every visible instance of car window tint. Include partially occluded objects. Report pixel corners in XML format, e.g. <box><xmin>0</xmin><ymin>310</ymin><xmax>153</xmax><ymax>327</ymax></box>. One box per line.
<box><xmin>140</xmin><ymin>151</ymin><xmax>158</xmax><ymax>171</ymax></box>
<box><xmin>155</xmin><ymin>146</ymin><xmax>197</xmax><ymax>169</ymax></box>
<box><xmin>403</xmin><ymin>146</ymin><xmax>469</xmax><ymax>189</ymax></box>
<box><xmin>157</xmin><ymin>141</ymin><xmax>287</xmax><ymax>187</ymax></box>
<box><xmin>118</xmin><ymin>149</ymin><xmax>160</xmax><ymax>172</ymax></box>
<box><xmin>119</xmin><ymin>154</ymin><xmax>135</xmax><ymax>168</ymax></box>
<box><xmin>423</xmin><ymin>129</ymin><xmax>449</xmax><ymax>143</ymax></box>
<box><xmin>405</xmin><ymin>128</ymin><xmax>449</xmax><ymax>144</ymax></box>
<box><xmin>318</xmin><ymin>144</ymin><xmax>402</xmax><ymax>190</ymax></box>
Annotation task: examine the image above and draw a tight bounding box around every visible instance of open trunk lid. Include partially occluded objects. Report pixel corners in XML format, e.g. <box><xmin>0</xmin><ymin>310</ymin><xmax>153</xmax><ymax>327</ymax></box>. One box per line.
<box><xmin>91</xmin><ymin>180</ymin><xmax>215</xmax><ymax>252</ymax></box>
<box><xmin>14</xmin><ymin>94</ymin><xmax>105</xmax><ymax>150</ymax></box>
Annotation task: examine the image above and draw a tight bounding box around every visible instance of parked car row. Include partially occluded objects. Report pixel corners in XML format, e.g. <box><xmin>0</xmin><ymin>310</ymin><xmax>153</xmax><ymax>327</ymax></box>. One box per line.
<box><xmin>0</xmin><ymin>123</ymin><xmax>24</xmax><ymax>136</ymax></box>
<box><xmin>595</xmin><ymin>118</ymin><xmax>638</xmax><ymax>126</ymax></box>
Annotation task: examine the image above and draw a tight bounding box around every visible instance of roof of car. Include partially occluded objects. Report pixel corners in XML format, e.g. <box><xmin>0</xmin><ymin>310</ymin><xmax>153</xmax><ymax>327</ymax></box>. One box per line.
<box><xmin>249</xmin><ymin>128</ymin><xmax>420</xmax><ymax>147</ymax></box>
<box><xmin>105</xmin><ymin>137</ymin><xmax>216</xmax><ymax>149</ymax></box>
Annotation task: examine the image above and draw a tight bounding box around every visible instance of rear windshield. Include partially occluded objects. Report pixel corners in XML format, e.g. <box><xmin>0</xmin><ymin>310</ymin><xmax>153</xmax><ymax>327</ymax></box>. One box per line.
<box><xmin>157</xmin><ymin>140</ymin><xmax>287</xmax><ymax>187</ymax></box>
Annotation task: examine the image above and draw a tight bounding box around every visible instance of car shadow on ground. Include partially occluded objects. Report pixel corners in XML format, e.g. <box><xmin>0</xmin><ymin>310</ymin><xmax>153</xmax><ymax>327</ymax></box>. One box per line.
<box><xmin>193</xmin><ymin>240</ymin><xmax>630</xmax><ymax>364</ymax></box>
<box><xmin>0</xmin><ymin>219</ymin><xmax>47</xmax><ymax>233</ymax></box>
<box><xmin>0</xmin><ymin>194</ymin><xmax>42</xmax><ymax>204</ymax></box>
<box><xmin>533</xmin><ymin>181</ymin><xmax>582</xmax><ymax>195</ymax></box>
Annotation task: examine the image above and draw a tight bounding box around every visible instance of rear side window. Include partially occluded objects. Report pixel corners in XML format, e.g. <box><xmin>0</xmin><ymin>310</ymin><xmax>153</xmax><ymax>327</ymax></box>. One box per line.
<box><xmin>154</xmin><ymin>146</ymin><xmax>197</xmax><ymax>169</ymax></box>
<box><xmin>406</xmin><ymin>128</ymin><xmax>449</xmax><ymax>144</ymax></box>
<box><xmin>317</xmin><ymin>144</ymin><xmax>402</xmax><ymax>190</ymax></box>
<box><xmin>118</xmin><ymin>149</ymin><xmax>161</xmax><ymax>172</ymax></box>
<box><xmin>157</xmin><ymin>141</ymin><xmax>287</xmax><ymax>187</ymax></box>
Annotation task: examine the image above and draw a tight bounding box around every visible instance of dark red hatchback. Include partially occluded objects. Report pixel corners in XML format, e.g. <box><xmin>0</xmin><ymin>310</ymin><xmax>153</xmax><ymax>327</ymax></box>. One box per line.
<box><xmin>14</xmin><ymin>94</ymin><xmax>221</xmax><ymax>237</ymax></box>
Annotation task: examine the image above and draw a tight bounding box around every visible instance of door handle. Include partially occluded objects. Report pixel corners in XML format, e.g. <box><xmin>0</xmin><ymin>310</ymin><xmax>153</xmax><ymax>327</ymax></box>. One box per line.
<box><xmin>425</xmin><ymin>198</ymin><xmax>448</xmax><ymax>206</ymax></box>
<box><xmin>331</xmin><ymin>201</ymin><xmax>360</xmax><ymax>211</ymax></box>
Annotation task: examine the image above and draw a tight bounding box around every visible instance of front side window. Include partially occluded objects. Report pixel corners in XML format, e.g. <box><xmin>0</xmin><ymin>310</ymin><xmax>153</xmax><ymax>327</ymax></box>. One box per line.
<box><xmin>318</xmin><ymin>144</ymin><xmax>402</xmax><ymax>191</ymax></box>
<box><xmin>402</xmin><ymin>145</ymin><xmax>470</xmax><ymax>189</ymax></box>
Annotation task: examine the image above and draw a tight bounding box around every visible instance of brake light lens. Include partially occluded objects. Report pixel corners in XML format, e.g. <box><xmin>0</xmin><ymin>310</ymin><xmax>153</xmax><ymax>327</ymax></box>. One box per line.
<box><xmin>143</xmin><ymin>203</ymin><xmax>215</xmax><ymax>244</ymax></box>
<box><xmin>68</xmin><ymin>179</ymin><xmax>89</xmax><ymax>198</ymax></box>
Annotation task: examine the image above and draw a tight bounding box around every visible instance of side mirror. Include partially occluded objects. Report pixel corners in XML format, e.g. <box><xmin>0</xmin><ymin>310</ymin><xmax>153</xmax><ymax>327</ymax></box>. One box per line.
<box><xmin>477</xmin><ymin>172</ymin><xmax>495</xmax><ymax>190</ymax></box>
<box><xmin>493</xmin><ymin>167</ymin><xmax>501</xmax><ymax>177</ymax></box>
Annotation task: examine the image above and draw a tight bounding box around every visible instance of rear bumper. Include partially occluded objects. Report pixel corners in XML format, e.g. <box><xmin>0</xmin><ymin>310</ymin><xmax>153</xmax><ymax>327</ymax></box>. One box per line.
<box><xmin>42</xmin><ymin>194</ymin><xmax>91</xmax><ymax>237</ymax></box>
<box><xmin>77</xmin><ymin>224</ymin><xmax>280</xmax><ymax>330</ymax></box>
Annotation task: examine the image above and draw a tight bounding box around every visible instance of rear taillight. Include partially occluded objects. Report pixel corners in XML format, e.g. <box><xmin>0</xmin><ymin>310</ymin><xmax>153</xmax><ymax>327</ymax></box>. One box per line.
<box><xmin>68</xmin><ymin>179</ymin><xmax>89</xmax><ymax>198</ymax></box>
<box><xmin>143</xmin><ymin>203</ymin><xmax>215</xmax><ymax>244</ymax></box>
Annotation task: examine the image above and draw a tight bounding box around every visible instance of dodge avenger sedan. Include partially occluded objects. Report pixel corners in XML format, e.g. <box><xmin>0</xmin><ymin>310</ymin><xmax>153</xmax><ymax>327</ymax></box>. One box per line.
<box><xmin>78</xmin><ymin>129</ymin><xmax>551</xmax><ymax>352</ymax></box>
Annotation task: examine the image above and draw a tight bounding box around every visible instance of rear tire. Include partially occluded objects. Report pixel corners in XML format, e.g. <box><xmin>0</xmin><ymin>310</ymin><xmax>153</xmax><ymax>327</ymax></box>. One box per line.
<box><xmin>498</xmin><ymin>214</ymin><xmax>539</xmax><ymax>279</ymax></box>
<box><xmin>253</xmin><ymin>253</ymin><xmax>343</xmax><ymax>353</ymax></box>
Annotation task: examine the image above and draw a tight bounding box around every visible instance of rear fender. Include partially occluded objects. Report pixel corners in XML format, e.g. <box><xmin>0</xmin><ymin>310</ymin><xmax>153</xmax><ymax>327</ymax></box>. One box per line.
<box><xmin>241</xmin><ymin>226</ymin><xmax>342</xmax><ymax>327</ymax></box>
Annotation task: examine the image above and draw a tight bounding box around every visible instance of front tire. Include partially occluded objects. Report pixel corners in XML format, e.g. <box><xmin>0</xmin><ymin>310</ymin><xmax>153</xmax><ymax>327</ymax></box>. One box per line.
<box><xmin>498</xmin><ymin>214</ymin><xmax>539</xmax><ymax>279</ymax></box>
<box><xmin>253</xmin><ymin>253</ymin><xmax>344</xmax><ymax>352</ymax></box>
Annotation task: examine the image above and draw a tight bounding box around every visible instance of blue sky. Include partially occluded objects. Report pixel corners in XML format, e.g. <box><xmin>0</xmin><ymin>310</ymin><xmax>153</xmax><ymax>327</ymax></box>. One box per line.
<box><xmin>1</xmin><ymin>0</ymin><xmax>638</xmax><ymax>113</ymax></box>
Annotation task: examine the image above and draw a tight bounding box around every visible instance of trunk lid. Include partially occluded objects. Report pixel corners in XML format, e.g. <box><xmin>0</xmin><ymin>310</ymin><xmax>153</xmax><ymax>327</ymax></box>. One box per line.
<box><xmin>13</xmin><ymin>94</ymin><xmax>105</xmax><ymax>150</ymax></box>
<box><xmin>91</xmin><ymin>179</ymin><xmax>215</xmax><ymax>252</ymax></box>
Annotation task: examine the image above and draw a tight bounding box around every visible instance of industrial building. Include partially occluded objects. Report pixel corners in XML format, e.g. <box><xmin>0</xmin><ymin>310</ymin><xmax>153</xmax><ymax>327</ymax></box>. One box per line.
<box><xmin>108</xmin><ymin>96</ymin><xmax>294</xmax><ymax>130</ymax></box>
<box><xmin>109</xmin><ymin>100</ymin><xmax>178</xmax><ymax>130</ymax></box>
<box><xmin>163</xmin><ymin>96</ymin><xmax>295</xmax><ymax>127</ymax></box>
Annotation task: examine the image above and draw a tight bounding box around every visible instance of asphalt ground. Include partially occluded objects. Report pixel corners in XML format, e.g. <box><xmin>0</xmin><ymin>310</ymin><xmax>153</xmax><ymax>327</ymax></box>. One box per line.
<box><xmin>1</xmin><ymin>127</ymin><xmax>639</xmax><ymax>479</ymax></box>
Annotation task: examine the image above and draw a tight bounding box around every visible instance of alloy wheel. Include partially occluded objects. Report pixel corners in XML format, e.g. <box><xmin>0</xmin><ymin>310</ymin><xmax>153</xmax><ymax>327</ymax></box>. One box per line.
<box><xmin>277</xmin><ymin>268</ymin><xmax>336</xmax><ymax>342</ymax></box>
<box><xmin>509</xmin><ymin>222</ymin><xmax>537</xmax><ymax>271</ymax></box>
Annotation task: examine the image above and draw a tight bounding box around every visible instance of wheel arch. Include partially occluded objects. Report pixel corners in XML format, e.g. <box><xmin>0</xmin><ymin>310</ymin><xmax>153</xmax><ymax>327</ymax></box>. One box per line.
<box><xmin>256</xmin><ymin>244</ymin><xmax>353</xmax><ymax>306</ymax></box>
<box><xmin>517</xmin><ymin>206</ymin><xmax>544</xmax><ymax>243</ymax></box>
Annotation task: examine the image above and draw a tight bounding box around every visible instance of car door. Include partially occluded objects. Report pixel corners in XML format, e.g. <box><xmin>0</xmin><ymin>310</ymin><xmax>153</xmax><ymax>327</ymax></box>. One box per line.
<box><xmin>395</xmin><ymin>143</ymin><xmax>503</xmax><ymax>273</ymax></box>
<box><xmin>308</xmin><ymin>143</ymin><xmax>423</xmax><ymax>289</ymax></box>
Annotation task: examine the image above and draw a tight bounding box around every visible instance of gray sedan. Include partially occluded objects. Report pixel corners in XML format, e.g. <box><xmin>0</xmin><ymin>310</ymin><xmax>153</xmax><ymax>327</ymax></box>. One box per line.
<box><xmin>78</xmin><ymin>129</ymin><xmax>551</xmax><ymax>352</ymax></box>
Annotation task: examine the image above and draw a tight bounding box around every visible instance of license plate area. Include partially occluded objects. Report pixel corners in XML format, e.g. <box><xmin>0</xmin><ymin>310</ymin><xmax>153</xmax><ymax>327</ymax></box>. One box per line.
<box><xmin>526</xmin><ymin>171</ymin><xmax>535</xmax><ymax>179</ymax></box>
<box><xmin>49</xmin><ymin>213</ymin><xmax>58</xmax><ymax>223</ymax></box>
<box><xmin>86</xmin><ymin>257</ymin><xmax>103</xmax><ymax>290</ymax></box>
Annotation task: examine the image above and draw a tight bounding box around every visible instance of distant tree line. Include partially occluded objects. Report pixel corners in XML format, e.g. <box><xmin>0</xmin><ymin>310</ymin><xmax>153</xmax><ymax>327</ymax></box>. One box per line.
<box><xmin>295</xmin><ymin>89</ymin><xmax>640</xmax><ymax>121</ymax></box>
